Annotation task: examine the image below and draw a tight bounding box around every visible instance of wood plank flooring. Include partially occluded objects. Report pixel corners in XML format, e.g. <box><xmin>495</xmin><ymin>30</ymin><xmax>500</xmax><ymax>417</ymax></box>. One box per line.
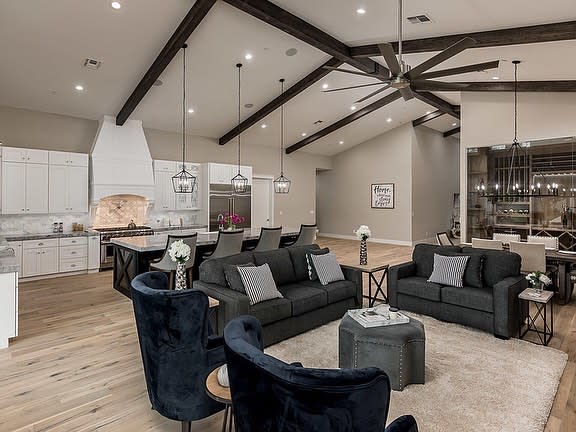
<box><xmin>0</xmin><ymin>238</ymin><xmax>573</xmax><ymax>431</ymax></box>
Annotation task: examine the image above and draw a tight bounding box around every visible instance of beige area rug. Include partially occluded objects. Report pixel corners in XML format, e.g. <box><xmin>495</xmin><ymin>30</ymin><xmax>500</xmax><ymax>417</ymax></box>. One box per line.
<box><xmin>265</xmin><ymin>314</ymin><xmax>567</xmax><ymax>432</ymax></box>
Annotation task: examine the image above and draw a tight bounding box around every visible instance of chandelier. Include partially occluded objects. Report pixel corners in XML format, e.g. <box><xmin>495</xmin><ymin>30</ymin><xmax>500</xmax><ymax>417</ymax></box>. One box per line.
<box><xmin>231</xmin><ymin>63</ymin><xmax>249</xmax><ymax>193</ymax></box>
<box><xmin>274</xmin><ymin>78</ymin><xmax>291</xmax><ymax>194</ymax></box>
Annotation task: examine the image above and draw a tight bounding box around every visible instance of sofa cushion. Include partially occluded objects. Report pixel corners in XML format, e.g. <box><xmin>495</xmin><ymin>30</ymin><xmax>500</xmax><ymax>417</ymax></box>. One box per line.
<box><xmin>253</xmin><ymin>248</ymin><xmax>297</xmax><ymax>286</ymax></box>
<box><xmin>287</xmin><ymin>244</ymin><xmax>321</xmax><ymax>281</ymax></box>
<box><xmin>412</xmin><ymin>244</ymin><xmax>461</xmax><ymax>278</ymax></box>
<box><xmin>462</xmin><ymin>247</ymin><xmax>521</xmax><ymax>287</ymax></box>
<box><xmin>397</xmin><ymin>276</ymin><xmax>442</xmax><ymax>301</ymax></box>
<box><xmin>439</xmin><ymin>251</ymin><xmax>485</xmax><ymax>289</ymax></box>
<box><xmin>441</xmin><ymin>285</ymin><xmax>494</xmax><ymax>313</ymax></box>
<box><xmin>223</xmin><ymin>262</ymin><xmax>254</xmax><ymax>293</ymax></box>
<box><xmin>249</xmin><ymin>298</ymin><xmax>292</xmax><ymax>325</ymax></box>
<box><xmin>278</xmin><ymin>283</ymin><xmax>328</xmax><ymax>316</ymax></box>
<box><xmin>199</xmin><ymin>251</ymin><xmax>255</xmax><ymax>286</ymax></box>
<box><xmin>428</xmin><ymin>254</ymin><xmax>469</xmax><ymax>288</ymax></box>
<box><xmin>301</xmin><ymin>279</ymin><xmax>357</xmax><ymax>304</ymax></box>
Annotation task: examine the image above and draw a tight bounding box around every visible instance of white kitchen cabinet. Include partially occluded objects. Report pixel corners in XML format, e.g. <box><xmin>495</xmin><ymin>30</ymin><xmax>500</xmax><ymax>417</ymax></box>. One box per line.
<box><xmin>48</xmin><ymin>165</ymin><xmax>68</xmax><ymax>213</ymax></box>
<box><xmin>25</xmin><ymin>163</ymin><xmax>49</xmax><ymax>213</ymax></box>
<box><xmin>154</xmin><ymin>160</ymin><xmax>176</xmax><ymax>172</ymax></box>
<box><xmin>7</xmin><ymin>241</ymin><xmax>22</xmax><ymax>273</ymax></box>
<box><xmin>2</xmin><ymin>153</ymin><xmax>49</xmax><ymax>215</ymax></box>
<box><xmin>22</xmin><ymin>241</ymin><xmax>59</xmax><ymax>278</ymax></box>
<box><xmin>0</xmin><ymin>272</ymin><xmax>18</xmax><ymax>349</ymax></box>
<box><xmin>49</xmin><ymin>151</ymin><xmax>88</xmax><ymax>167</ymax></box>
<box><xmin>175</xmin><ymin>163</ymin><xmax>201</xmax><ymax>210</ymax></box>
<box><xmin>154</xmin><ymin>170</ymin><xmax>176</xmax><ymax>211</ymax></box>
<box><xmin>2</xmin><ymin>147</ymin><xmax>48</xmax><ymax>164</ymax></box>
<box><xmin>88</xmin><ymin>236</ymin><xmax>100</xmax><ymax>270</ymax></box>
<box><xmin>49</xmin><ymin>165</ymin><xmax>88</xmax><ymax>213</ymax></box>
<box><xmin>208</xmin><ymin>163</ymin><xmax>252</xmax><ymax>186</ymax></box>
<box><xmin>2</xmin><ymin>162</ymin><xmax>26</xmax><ymax>214</ymax></box>
<box><xmin>59</xmin><ymin>237</ymin><xmax>87</xmax><ymax>273</ymax></box>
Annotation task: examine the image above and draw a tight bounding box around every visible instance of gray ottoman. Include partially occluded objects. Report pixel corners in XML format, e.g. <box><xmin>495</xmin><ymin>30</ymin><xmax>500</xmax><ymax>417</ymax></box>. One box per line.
<box><xmin>339</xmin><ymin>314</ymin><xmax>425</xmax><ymax>391</ymax></box>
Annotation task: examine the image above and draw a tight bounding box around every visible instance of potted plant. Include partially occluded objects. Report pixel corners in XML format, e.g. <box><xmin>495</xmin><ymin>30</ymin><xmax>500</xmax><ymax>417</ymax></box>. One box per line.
<box><xmin>525</xmin><ymin>271</ymin><xmax>552</xmax><ymax>295</ymax></box>
<box><xmin>223</xmin><ymin>213</ymin><xmax>245</xmax><ymax>230</ymax></box>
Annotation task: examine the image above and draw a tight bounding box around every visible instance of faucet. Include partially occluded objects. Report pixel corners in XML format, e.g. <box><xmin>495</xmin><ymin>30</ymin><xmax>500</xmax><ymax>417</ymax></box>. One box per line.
<box><xmin>217</xmin><ymin>213</ymin><xmax>224</xmax><ymax>230</ymax></box>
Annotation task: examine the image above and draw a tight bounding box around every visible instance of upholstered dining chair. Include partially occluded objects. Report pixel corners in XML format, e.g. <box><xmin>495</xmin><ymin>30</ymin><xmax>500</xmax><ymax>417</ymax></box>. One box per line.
<box><xmin>493</xmin><ymin>233</ymin><xmax>521</xmax><ymax>244</ymax></box>
<box><xmin>285</xmin><ymin>223</ymin><xmax>317</xmax><ymax>247</ymax></box>
<box><xmin>150</xmin><ymin>233</ymin><xmax>198</xmax><ymax>289</ymax></box>
<box><xmin>527</xmin><ymin>235</ymin><xmax>559</xmax><ymax>250</ymax></box>
<box><xmin>203</xmin><ymin>229</ymin><xmax>244</xmax><ymax>259</ymax></box>
<box><xmin>472</xmin><ymin>238</ymin><xmax>504</xmax><ymax>250</ymax></box>
<box><xmin>131</xmin><ymin>272</ymin><xmax>225</xmax><ymax>432</ymax></box>
<box><xmin>436</xmin><ymin>232</ymin><xmax>454</xmax><ymax>246</ymax></box>
<box><xmin>509</xmin><ymin>241</ymin><xmax>546</xmax><ymax>273</ymax></box>
<box><xmin>246</xmin><ymin>226</ymin><xmax>282</xmax><ymax>252</ymax></box>
<box><xmin>223</xmin><ymin>315</ymin><xmax>419</xmax><ymax>432</ymax></box>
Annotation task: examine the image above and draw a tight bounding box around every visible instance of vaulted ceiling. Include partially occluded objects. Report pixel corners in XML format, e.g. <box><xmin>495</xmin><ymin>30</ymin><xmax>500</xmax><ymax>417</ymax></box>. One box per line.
<box><xmin>1</xmin><ymin>0</ymin><xmax>576</xmax><ymax>156</ymax></box>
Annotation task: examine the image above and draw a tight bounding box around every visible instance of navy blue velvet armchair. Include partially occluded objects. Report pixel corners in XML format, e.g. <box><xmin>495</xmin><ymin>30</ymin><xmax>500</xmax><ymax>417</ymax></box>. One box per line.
<box><xmin>131</xmin><ymin>272</ymin><xmax>225</xmax><ymax>432</ymax></box>
<box><xmin>223</xmin><ymin>316</ymin><xmax>418</xmax><ymax>432</ymax></box>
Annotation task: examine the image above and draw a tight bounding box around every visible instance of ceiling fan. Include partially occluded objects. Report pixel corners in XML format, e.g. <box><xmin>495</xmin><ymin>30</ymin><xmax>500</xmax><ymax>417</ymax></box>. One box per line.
<box><xmin>323</xmin><ymin>0</ymin><xmax>500</xmax><ymax>104</ymax></box>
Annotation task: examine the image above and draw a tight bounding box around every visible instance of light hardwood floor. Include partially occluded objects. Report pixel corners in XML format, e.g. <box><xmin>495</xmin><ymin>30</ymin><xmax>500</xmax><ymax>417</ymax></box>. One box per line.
<box><xmin>0</xmin><ymin>238</ymin><xmax>574</xmax><ymax>431</ymax></box>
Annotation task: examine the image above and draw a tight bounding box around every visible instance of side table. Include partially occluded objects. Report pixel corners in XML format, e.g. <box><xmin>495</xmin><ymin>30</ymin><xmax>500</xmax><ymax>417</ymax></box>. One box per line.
<box><xmin>208</xmin><ymin>296</ymin><xmax>220</xmax><ymax>335</ymax></box>
<box><xmin>341</xmin><ymin>262</ymin><xmax>389</xmax><ymax>307</ymax></box>
<box><xmin>518</xmin><ymin>288</ymin><xmax>554</xmax><ymax>346</ymax></box>
<box><xmin>206</xmin><ymin>367</ymin><xmax>234</xmax><ymax>432</ymax></box>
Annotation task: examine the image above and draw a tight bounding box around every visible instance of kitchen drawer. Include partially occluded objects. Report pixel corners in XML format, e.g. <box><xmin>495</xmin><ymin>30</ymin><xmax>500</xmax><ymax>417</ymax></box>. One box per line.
<box><xmin>59</xmin><ymin>237</ymin><xmax>87</xmax><ymax>247</ymax></box>
<box><xmin>59</xmin><ymin>257</ymin><xmax>87</xmax><ymax>273</ymax></box>
<box><xmin>60</xmin><ymin>244</ymin><xmax>87</xmax><ymax>259</ymax></box>
<box><xmin>23</xmin><ymin>238</ymin><xmax>59</xmax><ymax>249</ymax></box>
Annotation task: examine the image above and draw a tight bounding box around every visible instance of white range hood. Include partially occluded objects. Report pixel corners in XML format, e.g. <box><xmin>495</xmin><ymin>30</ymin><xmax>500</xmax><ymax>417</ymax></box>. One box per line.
<box><xmin>90</xmin><ymin>116</ymin><xmax>155</xmax><ymax>203</ymax></box>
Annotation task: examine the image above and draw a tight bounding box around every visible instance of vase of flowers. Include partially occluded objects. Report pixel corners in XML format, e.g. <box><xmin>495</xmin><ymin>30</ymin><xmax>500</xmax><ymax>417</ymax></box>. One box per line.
<box><xmin>223</xmin><ymin>213</ymin><xmax>245</xmax><ymax>230</ymax></box>
<box><xmin>526</xmin><ymin>271</ymin><xmax>552</xmax><ymax>296</ymax></box>
<box><xmin>354</xmin><ymin>225</ymin><xmax>371</xmax><ymax>265</ymax></box>
<box><xmin>169</xmin><ymin>239</ymin><xmax>191</xmax><ymax>290</ymax></box>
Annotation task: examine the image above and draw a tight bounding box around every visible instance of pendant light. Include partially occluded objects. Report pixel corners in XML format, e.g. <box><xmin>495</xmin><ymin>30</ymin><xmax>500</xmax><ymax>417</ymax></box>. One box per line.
<box><xmin>274</xmin><ymin>78</ymin><xmax>291</xmax><ymax>194</ymax></box>
<box><xmin>172</xmin><ymin>44</ymin><xmax>197</xmax><ymax>194</ymax></box>
<box><xmin>231</xmin><ymin>63</ymin><xmax>248</xmax><ymax>193</ymax></box>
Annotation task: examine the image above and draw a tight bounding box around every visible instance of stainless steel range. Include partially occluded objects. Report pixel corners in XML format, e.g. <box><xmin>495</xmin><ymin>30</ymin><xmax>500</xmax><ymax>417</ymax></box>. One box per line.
<box><xmin>94</xmin><ymin>225</ymin><xmax>154</xmax><ymax>269</ymax></box>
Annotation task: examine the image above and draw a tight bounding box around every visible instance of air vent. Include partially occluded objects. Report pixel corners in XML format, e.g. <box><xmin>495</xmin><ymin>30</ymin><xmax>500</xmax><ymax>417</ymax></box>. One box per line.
<box><xmin>407</xmin><ymin>14</ymin><xmax>432</xmax><ymax>24</ymax></box>
<box><xmin>83</xmin><ymin>58</ymin><xmax>102</xmax><ymax>69</ymax></box>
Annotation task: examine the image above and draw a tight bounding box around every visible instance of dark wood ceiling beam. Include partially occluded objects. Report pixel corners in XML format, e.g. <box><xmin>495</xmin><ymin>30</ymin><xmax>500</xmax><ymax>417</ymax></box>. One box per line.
<box><xmin>222</xmin><ymin>0</ymin><xmax>388</xmax><ymax>78</ymax></box>
<box><xmin>444</xmin><ymin>127</ymin><xmax>461</xmax><ymax>137</ymax></box>
<box><xmin>219</xmin><ymin>57</ymin><xmax>344</xmax><ymax>145</ymax></box>
<box><xmin>115</xmin><ymin>0</ymin><xmax>217</xmax><ymax>126</ymax></box>
<box><xmin>412</xmin><ymin>110</ymin><xmax>445</xmax><ymax>127</ymax></box>
<box><xmin>350</xmin><ymin>21</ymin><xmax>576</xmax><ymax>58</ymax></box>
<box><xmin>413</xmin><ymin>91</ymin><xmax>460</xmax><ymax>119</ymax></box>
<box><xmin>414</xmin><ymin>81</ymin><xmax>576</xmax><ymax>92</ymax></box>
<box><xmin>286</xmin><ymin>91</ymin><xmax>402</xmax><ymax>154</ymax></box>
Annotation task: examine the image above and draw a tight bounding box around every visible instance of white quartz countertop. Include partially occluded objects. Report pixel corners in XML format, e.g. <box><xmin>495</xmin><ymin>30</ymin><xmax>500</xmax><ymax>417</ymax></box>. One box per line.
<box><xmin>0</xmin><ymin>237</ymin><xmax>19</xmax><ymax>274</ymax></box>
<box><xmin>4</xmin><ymin>231</ymin><xmax>90</xmax><ymax>241</ymax></box>
<box><xmin>111</xmin><ymin>227</ymin><xmax>300</xmax><ymax>252</ymax></box>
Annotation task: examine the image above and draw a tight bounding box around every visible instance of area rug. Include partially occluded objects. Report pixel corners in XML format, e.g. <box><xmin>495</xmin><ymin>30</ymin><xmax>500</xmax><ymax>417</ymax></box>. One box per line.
<box><xmin>265</xmin><ymin>314</ymin><xmax>567</xmax><ymax>432</ymax></box>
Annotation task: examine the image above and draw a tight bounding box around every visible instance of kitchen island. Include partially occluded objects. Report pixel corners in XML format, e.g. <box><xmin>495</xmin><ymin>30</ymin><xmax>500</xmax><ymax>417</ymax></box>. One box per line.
<box><xmin>0</xmin><ymin>238</ymin><xmax>19</xmax><ymax>349</ymax></box>
<box><xmin>111</xmin><ymin>227</ymin><xmax>300</xmax><ymax>298</ymax></box>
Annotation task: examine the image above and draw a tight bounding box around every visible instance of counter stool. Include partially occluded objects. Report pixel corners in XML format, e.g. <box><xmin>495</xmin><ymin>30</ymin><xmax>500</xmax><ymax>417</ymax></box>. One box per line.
<box><xmin>150</xmin><ymin>234</ymin><xmax>197</xmax><ymax>289</ymax></box>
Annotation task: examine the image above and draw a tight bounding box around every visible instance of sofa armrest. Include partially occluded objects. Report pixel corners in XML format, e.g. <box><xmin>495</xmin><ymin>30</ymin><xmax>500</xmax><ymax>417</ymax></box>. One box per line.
<box><xmin>193</xmin><ymin>281</ymin><xmax>250</xmax><ymax>335</ymax></box>
<box><xmin>341</xmin><ymin>266</ymin><xmax>363</xmax><ymax>307</ymax></box>
<box><xmin>384</xmin><ymin>415</ymin><xmax>418</xmax><ymax>432</ymax></box>
<box><xmin>387</xmin><ymin>262</ymin><xmax>417</xmax><ymax>307</ymax></box>
<box><xmin>492</xmin><ymin>275</ymin><xmax>527</xmax><ymax>338</ymax></box>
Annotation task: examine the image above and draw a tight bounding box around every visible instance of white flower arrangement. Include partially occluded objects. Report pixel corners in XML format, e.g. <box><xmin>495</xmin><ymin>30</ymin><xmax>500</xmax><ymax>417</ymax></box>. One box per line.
<box><xmin>168</xmin><ymin>239</ymin><xmax>191</xmax><ymax>264</ymax></box>
<box><xmin>354</xmin><ymin>225</ymin><xmax>372</xmax><ymax>241</ymax></box>
<box><xmin>525</xmin><ymin>271</ymin><xmax>552</xmax><ymax>286</ymax></box>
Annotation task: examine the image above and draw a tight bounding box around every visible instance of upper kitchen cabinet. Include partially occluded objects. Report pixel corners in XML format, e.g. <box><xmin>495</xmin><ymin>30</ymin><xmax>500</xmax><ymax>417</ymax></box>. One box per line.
<box><xmin>2</xmin><ymin>158</ymin><xmax>49</xmax><ymax>214</ymax></box>
<box><xmin>153</xmin><ymin>160</ymin><xmax>202</xmax><ymax>211</ymax></box>
<box><xmin>49</xmin><ymin>151</ymin><xmax>88</xmax><ymax>167</ymax></box>
<box><xmin>49</xmin><ymin>164</ymin><xmax>88</xmax><ymax>213</ymax></box>
<box><xmin>175</xmin><ymin>163</ymin><xmax>201</xmax><ymax>210</ymax></box>
<box><xmin>207</xmin><ymin>163</ymin><xmax>252</xmax><ymax>186</ymax></box>
<box><xmin>2</xmin><ymin>147</ymin><xmax>49</xmax><ymax>164</ymax></box>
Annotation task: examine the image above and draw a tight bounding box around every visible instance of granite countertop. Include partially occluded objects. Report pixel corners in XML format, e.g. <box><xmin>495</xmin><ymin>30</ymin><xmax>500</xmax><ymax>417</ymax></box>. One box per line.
<box><xmin>152</xmin><ymin>224</ymin><xmax>208</xmax><ymax>233</ymax></box>
<box><xmin>112</xmin><ymin>227</ymin><xmax>300</xmax><ymax>252</ymax></box>
<box><xmin>4</xmin><ymin>231</ymin><xmax>90</xmax><ymax>242</ymax></box>
<box><xmin>0</xmin><ymin>237</ymin><xmax>19</xmax><ymax>273</ymax></box>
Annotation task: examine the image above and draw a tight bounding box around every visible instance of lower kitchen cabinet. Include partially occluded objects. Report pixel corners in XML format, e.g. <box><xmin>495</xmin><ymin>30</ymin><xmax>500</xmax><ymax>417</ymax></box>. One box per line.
<box><xmin>59</xmin><ymin>237</ymin><xmax>87</xmax><ymax>272</ymax></box>
<box><xmin>88</xmin><ymin>236</ymin><xmax>100</xmax><ymax>270</ymax></box>
<box><xmin>22</xmin><ymin>246</ymin><xmax>59</xmax><ymax>278</ymax></box>
<box><xmin>0</xmin><ymin>272</ymin><xmax>18</xmax><ymax>349</ymax></box>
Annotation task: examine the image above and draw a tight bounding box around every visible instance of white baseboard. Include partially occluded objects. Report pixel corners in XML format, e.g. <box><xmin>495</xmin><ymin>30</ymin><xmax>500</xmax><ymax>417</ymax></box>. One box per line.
<box><xmin>318</xmin><ymin>233</ymin><xmax>412</xmax><ymax>247</ymax></box>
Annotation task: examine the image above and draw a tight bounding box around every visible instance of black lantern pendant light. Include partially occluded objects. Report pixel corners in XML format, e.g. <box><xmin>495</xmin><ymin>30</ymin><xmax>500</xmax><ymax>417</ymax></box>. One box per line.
<box><xmin>172</xmin><ymin>44</ymin><xmax>197</xmax><ymax>194</ymax></box>
<box><xmin>231</xmin><ymin>63</ymin><xmax>248</xmax><ymax>193</ymax></box>
<box><xmin>274</xmin><ymin>78</ymin><xmax>291</xmax><ymax>194</ymax></box>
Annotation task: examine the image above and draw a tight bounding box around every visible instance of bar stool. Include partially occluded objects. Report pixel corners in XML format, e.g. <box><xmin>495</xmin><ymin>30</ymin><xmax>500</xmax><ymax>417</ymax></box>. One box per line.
<box><xmin>203</xmin><ymin>230</ymin><xmax>244</xmax><ymax>259</ymax></box>
<box><xmin>285</xmin><ymin>224</ymin><xmax>317</xmax><ymax>247</ymax></box>
<box><xmin>150</xmin><ymin>234</ymin><xmax>198</xmax><ymax>289</ymax></box>
<box><xmin>246</xmin><ymin>227</ymin><xmax>282</xmax><ymax>252</ymax></box>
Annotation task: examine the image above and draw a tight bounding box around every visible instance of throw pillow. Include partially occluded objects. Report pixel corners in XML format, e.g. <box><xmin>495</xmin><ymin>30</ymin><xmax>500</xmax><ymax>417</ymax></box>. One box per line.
<box><xmin>438</xmin><ymin>251</ymin><xmax>485</xmax><ymax>288</ymax></box>
<box><xmin>306</xmin><ymin>247</ymin><xmax>330</xmax><ymax>280</ymax></box>
<box><xmin>427</xmin><ymin>254</ymin><xmax>470</xmax><ymax>288</ymax></box>
<box><xmin>237</xmin><ymin>263</ymin><xmax>284</xmax><ymax>306</ymax></box>
<box><xmin>309</xmin><ymin>253</ymin><xmax>345</xmax><ymax>286</ymax></box>
<box><xmin>223</xmin><ymin>262</ymin><xmax>255</xmax><ymax>293</ymax></box>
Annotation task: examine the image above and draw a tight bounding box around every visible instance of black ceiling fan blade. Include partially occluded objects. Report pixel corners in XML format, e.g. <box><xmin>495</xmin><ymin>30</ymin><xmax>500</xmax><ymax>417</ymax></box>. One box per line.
<box><xmin>378</xmin><ymin>43</ymin><xmax>401</xmax><ymax>76</ymax></box>
<box><xmin>399</xmin><ymin>86</ymin><xmax>414</xmax><ymax>101</ymax></box>
<box><xmin>322</xmin><ymin>66</ymin><xmax>379</xmax><ymax>78</ymax></box>
<box><xmin>417</xmin><ymin>60</ymin><xmax>500</xmax><ymax>80</ymax></box>
<box><xmin>354</xmin><ymin>84</ymin><xmax>391</xmax><ymax>104</ymax></box>
<box><xmin>411</xmin><ymin>80</ymin><xmax>470</xmax><ymax>91</ymax></box>
<box><xmin>406</xmin><ymin>37</ymin><xmax>476</xmax><ymax>80</ymax></box>
<box><xmin>323</xmin><ymin>82</ymin><xmax>390</xmax><ymax>93</ymax></box>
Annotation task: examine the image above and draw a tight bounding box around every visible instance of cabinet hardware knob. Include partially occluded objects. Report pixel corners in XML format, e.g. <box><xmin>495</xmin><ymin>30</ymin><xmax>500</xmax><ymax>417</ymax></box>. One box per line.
<box><xmin>38</xmin><ymin>243</ymin><xmax>44</xmax><ymax>246</ymax></box>
<box><xmin>71</xmin><ymin>264</ymin><xmax>76</xmax><ymax>267</ymax></box>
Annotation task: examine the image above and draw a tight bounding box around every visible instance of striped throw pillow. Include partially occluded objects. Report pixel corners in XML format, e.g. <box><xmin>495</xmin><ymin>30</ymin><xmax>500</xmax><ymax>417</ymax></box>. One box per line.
<box><xmin>309</xmin><ymin>253</ymin><xmax>345</xmax><ymax>286</ymax></box>
<box><xmin>237</xmin><ymin>263</ymin><xmax>283</xmax><ymax>306</ymax></box>
<box><xmin>427</xmin><ymin>253</ymin><xmax>470</xmax><ymax>288</ymax></box>
<box><xmin>306</xmin><ymin>248</ymin><xmax>330</xmax><ymax>280</ymax></box>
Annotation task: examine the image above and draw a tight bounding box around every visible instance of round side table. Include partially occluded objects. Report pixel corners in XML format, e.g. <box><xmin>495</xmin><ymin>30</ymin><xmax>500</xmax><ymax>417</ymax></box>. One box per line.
<box><xmin>206</xmin><ymin>367</ymin><xmax>234</xmax><ymax>432</ymax></box>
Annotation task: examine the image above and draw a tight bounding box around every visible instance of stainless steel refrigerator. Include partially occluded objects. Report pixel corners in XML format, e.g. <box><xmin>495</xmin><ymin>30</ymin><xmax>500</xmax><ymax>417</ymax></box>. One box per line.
<box><xmin>209</xmin><ymin>184</ymin><xmax>252</xmax><ymax>231</ymax></box>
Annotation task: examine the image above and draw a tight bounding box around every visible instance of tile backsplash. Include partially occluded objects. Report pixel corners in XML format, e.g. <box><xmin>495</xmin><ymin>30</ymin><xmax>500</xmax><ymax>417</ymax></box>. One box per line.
<box><xmin>0</xmin><ymin>214</ymin><xmax>90</xmax><ymax>234</ymax></box>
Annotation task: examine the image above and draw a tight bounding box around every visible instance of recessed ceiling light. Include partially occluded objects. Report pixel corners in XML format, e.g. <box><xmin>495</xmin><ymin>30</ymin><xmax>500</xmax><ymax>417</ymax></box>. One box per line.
<box><xmin>74</xmin><ymin>85</ymin><xmax>84</xmax><ymax>91</ymax></box>
<box><xmin>111</xmin><ymin>1</ymin><xmax>121</xmax><ymax>10</ymax></box>
<box><xmin>350</xmin><ymin>105</ymin><xmax>357</xmax><ymax>110</ymax></box>
<box><xmin>261</xmin><ymin>124</ymin><xmax>267</xmax><ymax>128</ymax></box>
<box><xmin>452</xmin><ymin>122</ymin><xmax>458</xmax><ymax>126</ymax></box>
<box><xmin>322</xmin><ymin>83</ymin><xmax>329</xmax><ymax>89</ymax></box>
<box><xmin>285</xmin><ymin>48</ymin><xmax>298</xmax><ymax>57</ymax></box>
<box><xmin>426</xmin><ymin>111</ymin><xmax>432</xmax><ymax>115</ymax></box>
<box><xmin>244</xmin><ymin>53</ymin><xmax>253</xmax><ymax>60</ymax></box>
<box><xmin>244</xmin><ymin>103</ymin><xmax>254</xmax><ymax>108</ymax></box>
<box><xmin>386</xmin><ymin>118</ymin><xmax>392</xmax><ymax>123</ymax></box>
<box><xmin>187</xmin><ymin>108</ymin><xmax>194</xmax><ymax>114</ymax></box>
<box><xmin>301</xmin><ymin>132</ymin><xmax>307</xmax><ymax>136</ymax></box>
<box><xmin>492</xmin><ymin>76</ymin><xmax>500</xmax><ymax>80</ymax></box>
<box><xmin>356</xmin><ymin>8</ymin><xmax>366</xmax><ymax>15</ymax></box>
<box><xmin>339</xmin><ymin>141</ymin><xmax>344</xmax><ymax>145</ymax></box>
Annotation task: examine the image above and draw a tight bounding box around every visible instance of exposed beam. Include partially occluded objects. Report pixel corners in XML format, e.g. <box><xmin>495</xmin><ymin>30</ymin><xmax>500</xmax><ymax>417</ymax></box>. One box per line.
<box><xmin>115</xmin><ymin>0</ymin><xmax>217</xmax><ymax>126</ymax></box>
<box><xmin>286</xmin><ymin>91</ymin><xmax>402</xmax><ymax>154</ymax></box>
<box><xmin>444</xmin><ymin>127</ymin><xmax>461</xmax><ymax>138</ymax></box>
<box><xmin>219</xmin><ymin>57</ymin><xmax>344</xmax><ymax>145</ymax></box>
<box><xmin>222</xmin><ymin>0</ymin><xmax>388</xmax><ymax>78</ymax></box>
<box><xmin>414</xmin><ymin>81</ymin><xmax>576</xmax><ymax>92</ymax></box>
<box><xmin>413</xmin><ymin>91</ymin><xmax>460</xmax><ymax>119</ymax></box>
<box><xmin>350</xmin><ymin>21</ymin><xmax>576</xmax><ymax>58</ymax></box>
<box><xmin>412</xmin><ymin>110</ymin><xmax>445</xmax><ymax>127</ymax></box>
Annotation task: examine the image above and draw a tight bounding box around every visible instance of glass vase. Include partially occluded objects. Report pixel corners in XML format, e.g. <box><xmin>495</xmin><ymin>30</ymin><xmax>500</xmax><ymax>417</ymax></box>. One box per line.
<box><xmin>532</xmin><ymin>282</ymin><xmax>543</xmax><ymax>296</ymax></box>
<box><xmin>175</xmin><ymin>263</ymin><xmax>187</xmax><ymax>290</ymax></box>
<box><xmin>359</xmin><ymin>239</ymin><xmax>368</xmax><ymax>265</ymax></box>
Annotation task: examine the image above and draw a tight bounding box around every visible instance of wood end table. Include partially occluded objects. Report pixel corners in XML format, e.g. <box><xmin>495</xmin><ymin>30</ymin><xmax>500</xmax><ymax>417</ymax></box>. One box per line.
<box><xmin>518</xmin><ymin>288</ymin><xmax>554</xmax><ymax>346</ymax></box>
<box><xmin>341</xmin><ymin>262</ymin><xmax>389</xmax><ymax>307</ymax></box>
<box><xmin>206</xmin><ymin>367</ymin><xmax>234</xmax><ymax>432</ymax></box>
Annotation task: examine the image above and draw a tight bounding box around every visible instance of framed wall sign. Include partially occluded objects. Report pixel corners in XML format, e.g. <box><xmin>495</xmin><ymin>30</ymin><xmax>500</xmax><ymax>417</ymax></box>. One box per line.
<box><xmin>371</xmin><ymin>183</ymin><xmax>394</xmax><ymax>209</ymax></box>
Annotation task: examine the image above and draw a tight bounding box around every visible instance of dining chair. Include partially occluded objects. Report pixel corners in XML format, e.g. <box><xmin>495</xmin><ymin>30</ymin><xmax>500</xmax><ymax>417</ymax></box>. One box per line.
<box><xmin>493</xmin><ymin>233</ymin><xmax>521</xmax><ymax>244</ymax></box>
<box><xmin>247</xmin><ymin>226</ymin><xmax>282</xmax><ymax>252</ymax></box>
<box><xmin>285</xmin><ymin>224</ymin><xmax>317</xmax><ymax>246</ymax></box>
<box><xmin>471</xmin><ymin>238</ymin><xmax>504</xmax><ymax>250</ymax></box>
<box><xmin>527</xmin><ymin>235</ymin><xmax>559</xmax><ymax>250</ymax></box>
<box><xmin>203</xmin><ymin>230</ymin><xmax>244</xmax><ymax>259</ymax></box>
<box><xmin>526</xmin><ymin>235</ymin><xmax>560</xmax><ymax>288</ymax></box>
<box><xmin>150</xmin><ymin>233</ymin><xmax>198</xmax><ymax>289</ymax></box>
<box><xmin>436</xmin><ymin>231</ymin><xmax>454</xmax><ymax>246</ymax></box>
<box><xmin>509</xmin><ymin>241</ymin><xmax>546</xmax><ymax>273</ymax></box>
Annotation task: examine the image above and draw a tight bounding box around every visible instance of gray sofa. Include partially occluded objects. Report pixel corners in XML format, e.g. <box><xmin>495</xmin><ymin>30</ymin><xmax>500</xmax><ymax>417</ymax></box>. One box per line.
<box><xmin>388</xmin><ymin>244</ymin><xmax>527</xmax><ymax>339</ymax></box>
<box><xmin>193</xmin><ymin>244</ymin><xmax>363</xmax><ymax>346</ymax></box>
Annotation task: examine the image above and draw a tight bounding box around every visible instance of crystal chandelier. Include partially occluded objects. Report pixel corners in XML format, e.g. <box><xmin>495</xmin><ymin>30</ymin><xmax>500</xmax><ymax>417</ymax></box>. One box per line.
<box><xmin>274</xmin><ymin>78</ymin><xmax>291</xmax><ymax>194</ymax></box>
<box><xmin>231</xmin><ymin>63</ymin><xmax>248</xmax><ymax>193</ymax></box>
